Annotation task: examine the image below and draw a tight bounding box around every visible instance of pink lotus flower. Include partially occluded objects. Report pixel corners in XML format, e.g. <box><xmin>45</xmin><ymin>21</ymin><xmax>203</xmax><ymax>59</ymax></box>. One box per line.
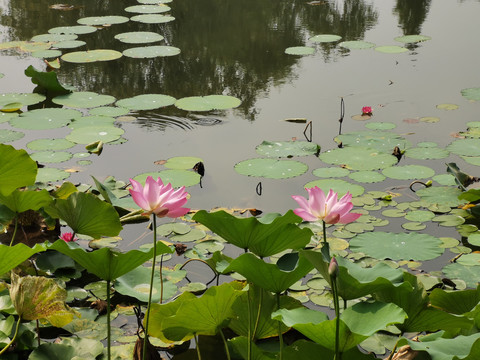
<box><xmin>129</xmin><ymin>176</ymin><xmax>190</xmax><ymax>218</ymax></box>
<box><xmin>292</xmin><ymin>187</ymin><xmax>361</xmax><ymax>224</ymax></box>
<box><xmin>362</xmin><ymin>106</ymin><xmax>372</xmax><ymax>115</ymax></box>
<box><xmin>60</xmin><ymin>232</ymin><xmax>77</xmax><ymax>242</ymax></box>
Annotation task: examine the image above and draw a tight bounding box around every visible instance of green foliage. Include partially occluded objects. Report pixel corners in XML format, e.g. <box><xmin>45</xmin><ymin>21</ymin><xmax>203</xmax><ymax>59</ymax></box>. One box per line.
<box><xmin>0</xmin><ymin>144</ymin><xmax>37</xmax><ymax>196</ymax></box>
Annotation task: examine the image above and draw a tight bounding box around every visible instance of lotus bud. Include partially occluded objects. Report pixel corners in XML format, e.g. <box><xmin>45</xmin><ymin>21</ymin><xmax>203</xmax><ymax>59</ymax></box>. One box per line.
<box><xmin>328</xmin><ymin>256</ymin><xmax>339</xmax><ymax>279</ymax></box>
<box><xmin>425</xmin><ymin>180</ymin><xmax>433</xmax><ymax>187</ymax></box>
<box><xmin>381</xmin><ymin>194</ymin><xmax>392</xmax><ymax>201</ymax></box>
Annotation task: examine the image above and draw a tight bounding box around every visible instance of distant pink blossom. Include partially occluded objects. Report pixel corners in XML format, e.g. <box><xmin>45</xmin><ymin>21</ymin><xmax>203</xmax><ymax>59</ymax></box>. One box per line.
<box><xmin>60</xmin><ymin>232</ymin><xmax>77</xmax><ymax>242</ymax></box>
<box><xmin>129</xmin><ymin>176</ymin><xmax>190</xmax><ymax>218</ymax></box>
<box><xmin>362</xmin><ymin>106</ymin><xmax>372</xmax><ymax>115</ymax></box>
<box><xmin>292</xmin><ymin>187</ymin><xmax>361</xmax><ymax>225</ymax></box>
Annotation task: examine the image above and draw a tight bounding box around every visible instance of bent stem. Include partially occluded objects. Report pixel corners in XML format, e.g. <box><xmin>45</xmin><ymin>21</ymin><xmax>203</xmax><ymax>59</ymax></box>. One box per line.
<box><xmin>332</xmin><ymin>278</ymin><xmax>340</xmax><ymax>360</ymax></box>
<box><xmin>8</xmin><ymin>215</ymin><xmax>18</xmax><ymax>247</ymax></box>
<box><xmin>143</xmin><ymin>215</ymin><xmax>158</xmax><ymax>360</ymax></box>
<box><xmin>0</xmin><ymin>316</ymin><xmax>21</xmax><ymax>356</ymax></box>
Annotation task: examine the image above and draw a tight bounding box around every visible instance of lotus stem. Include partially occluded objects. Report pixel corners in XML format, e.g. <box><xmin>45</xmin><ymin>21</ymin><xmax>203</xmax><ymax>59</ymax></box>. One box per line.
<box><xmin>0</xmin><ymin>316</ymin><xmax>21</xmax><ymax>356</ymax></box>
<box><xmin>247</xmin><ymin>286</ymin><xmax>252</xmax><ymax>360</ymax></box>
<box><xmin>106</xmin><ymin>279</ymin><xmax>111</xmax><ymax>360</ymax></box>
<box><xmin>160</xmin><ymin>254</ymin><xmax>164</xmax><ymax>304</ymax></box>
<box><xmin>332</xmin><ymin>277</ymin><xmax>340</xmax><ymax>360</ymax></box>
<box><xmin>252</xmin><ymin>285</ymin><xmax>262</xmax><ymax>342</ymax></box>
<box><xmin>143</xmin><ymin>215</ymin><xmax>158</xmax><ymax>360</ymax></box>
<box><xmin>219</xmin><ymin>329</ymin><xmax>231</xmax><ymax>360</ymax></box>
<box><xmin>9</xmin><ymin>215</ymin><xmax>18</xmax><ymax>247</ymax></box>
<box><xmin>276</xmin><ymin>292</ymin><xmax>283</xmax><ymax>360</ymax></box>
<box><xmin>194</xmin><ymin>333</ymin><xmax>202</xmax><ymax>360</ymax></box>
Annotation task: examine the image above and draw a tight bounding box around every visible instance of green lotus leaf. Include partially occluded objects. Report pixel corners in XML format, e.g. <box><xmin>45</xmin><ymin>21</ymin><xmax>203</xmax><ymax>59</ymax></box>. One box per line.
<box><xmin>89</xmin><ymin>106</ymin><xmax>129</xmax><ymax>117</ymax></box>
<box><xmin>420</xmin><ymin>116</ymin><xmax>440</xmax><ymax>123</ymax></box>
<box><xmin>255</xmin><ymin>140</ymin><xmax>320</xmax><ymax>157</ymax></box>
<box><xmin>405</xmin><ymin>147</ymin><xmax>449</xmax><ymax>160</ymax></box>
<box><xmin>170</xmin><ymin>228</ymin><xmax>206</xmax><ymax>243</ymax></box>
<box><xmin>382</xmin><ymin>165</ymin><xmax>434</xmax><ymax>180</ymax></box>
<box><xmin>29</xmin><ymin>338</ymin><xmax>103</xmax><ymax>360</ymax></box>
<box><xmin>125</xmin><ymin>4</ymin><xmax>171</xmax><ymax>13</ymax></box>
<box><xmin>61</xmin><ymin>49</ymin><xmax>122</xmax><ymax>63</ymax></box>
<box><xmin>48</xmin><ymin>25</ymin><xmax>97</xmax><ymax>35</ymax></box>
<box><xmin>350</xmin><ymin>232</ymin><xmax>444</xmax><ymax>261</ymax></box>
<box><xmin>461</xmin><ymin>87</ymin><xmax>480</xmax><ymax>101</ymax></box>
<box><xmin>123</xmin><ymin>45</ymin><xmax>180</xmax><ymax>58</ymax></box>
<box><xmin>53</xmin><ymin>91</ymin><xmax>115</xmax><ymax>108</ymax></box>
<box><xmin>0</xmin><ymin>129</ymin><xmax>24</xmax><ymax>143</ymax></box>
<box><xmin>31</xmin><ymin>33</ymin><xmax>77</xmax><ymax>42</ymax></box>
<box><xmin>77</xmin><ymin>16</ymin><xmax>129</xmax><ymax>26</ymax></box>
<box><xmin>348</xmin><ymin>170</ymin><xmax>386</xmax><ymax>183</ymax></box>
<box><xmin>66</xmin><ymin>125</ymin><xmax>124</xmax><ymax>144</ymax></box>
<box><xmin>164</xmin><ymin>156</ymin><xmax>203</xmax><ymax>170</ymax></box>
<box><xmin>309</xmin><ymin>34</ymin><xmax>342</xmax><ymax>43</ymax></box>
<box><xmin>175</xmin><ymin>95</ymin><xmax>241</xmax><ymax>111</ymax></box>
<box><xmin>35</xmin><ymin>167</ymin><xmax>70</xmax><ymax>183</ymax></box>
<box><xmin>0</xmin><ymin>243</ymin><xmax>45</xmax><ymax>276</ymax></box>
<box><xmin>68</xmin><ymin>115</ymin><xmax>116</xmax><ymax>130</ymax></box>
<box><xmin>437</xmin><ymin>103</ymin><xmax>459</xmax><ymax>110</ymax></box>
<box><xmin>394</xmin><ymin>35</ymin><xmax>431</xmax><ymax>43</ymax></box>
<box><xmin>303</xmin><ymin>178</ymin><xmax>364</xmax><ymax>197</ymax></box>
<box><xmin>45</xmin><ymin>192</ymin><xmax>122</xmax><ymax>238</ymax></box>
<box><xmin>114</xmin><ymin>264</ymin><xmax>177</xmax><ymax>302</ymax></box>
<box><xmin>133</xmin><ymin>169</ymin><xmax>201</xmax><ymax>188</ymax></box>
<box><xmin>416</xmin><ymin>186</ymin><xmax>466</xmax><ymax>207</ymax></box>
<box><xmin>10</xmin><ymin>108</ymin><xmax>81</xmax><ymax>130</ymax></box>
<box><xmin>339</xmin><ymin>40</ymin><xmax>375</xmax><ymax>49</ymax></box>
<box><xmin>0</xmin><ymin>113</ymin><xmax>18</xmax><ymax>124</ymax></box>
<box><xmin>49</xmin><ymin>239</ymin><xmax>171</xmax><ymax>281</ymax></box>
<box><xmin>31</xmin><ymin>49</ymin><xmax>62</xmax><ymax>59</ymax></box>
<box><xmin>312</xmin><ymin>167</ymin><xmax>350</xmax><ymax>178</ymax></box>
<box><xmin>404</xmin><ymin>333</ymin><xmax>480</xmax><ymax>360</ymax></box>
<box><xmin>54</xmin><ymin>40</ymin><xmax>86</xmax><ymax>49</ymax></box>
<box><xmin>0</xmin><ymin>93</ymin><xmax>46</xmax><ymax>108</ymax></box>
<box><xmin>375</xmin><ymin>45</ymin><xmax>408</xmax><ymax>53</ymax></box>
<box><xmin>320</xmin><ymin>147</ymin><xmax>398</xmax><ymax>171</ymax></box>
<box><xmin>404</xmin><ymin>210</ymin><xmax>435</xmax><ymax>222</ymax></box>
<box><xmin>432</xmin><ymin>214</ymin><xmax>465</xmax><ymax>227</ymax></box>
<box><xmin>285</xmin><ymin>46</ymin><xmax>315</xmax><ymax>55</ymax></box>
<box><xmin>24</xmin><ymin>65</ymin><xmax>74</xmax><ymax>96</ymax></box>
<box><xmin>0</xmin><ymin>188</ymin><xmax>52</xmax><ymax>213</ymax></box>
<box><xmin>0</xmin><ymin>144</ymin><xmax>37</xmax><ymax>195</ymax></box>
<box><xmin>447</xmin><ymin>139</ymin><xmax>480</xmax><ymax>157</ymax></box>
<box><xmin>235</xmin><ymin>158</ymin><xmax>308</xmax><ymax>179</ymax></box>
<box><xmin>335</xmin><ymin>130</ymin><xmax>409</xmax><ymax>153</ymax></box>
<box><xmin>114</xmin><ymin>31</ymin><xmax>164</xmax><ymax>44</ymax></box>
<box><xmin>116</xmin><ymin>94</ymin><xmax>176</xmax><ymax>110</ymax></box>
<box><xmin>30</xmin><ymin>151</ymin><xmax>72</xmax><ymax>163</ymax></box>
<box><xmin>9</xmin><ymin>272</ymin><xmax>77</xmax><ymax>327</ymax></box>
<box><xmin>130</xmin><ymin>14</ymin><xmax>175</xmax><ymax>23</ymax></box>
<box><xmin>365</xmin><ymin>122</ymin><xmax>396</xmax><ymax>130</ymax></box>
<box><xmin>443</xmin><ymin>263</ymin><xmax>480</xmax><ymax>288</ymax></box>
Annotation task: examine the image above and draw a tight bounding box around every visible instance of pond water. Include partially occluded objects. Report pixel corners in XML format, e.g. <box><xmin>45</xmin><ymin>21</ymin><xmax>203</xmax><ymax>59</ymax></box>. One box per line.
<box><xmin>1</xmin><ymin>0</ymin><xmax>480</xmax><ymax>248</ymax></box>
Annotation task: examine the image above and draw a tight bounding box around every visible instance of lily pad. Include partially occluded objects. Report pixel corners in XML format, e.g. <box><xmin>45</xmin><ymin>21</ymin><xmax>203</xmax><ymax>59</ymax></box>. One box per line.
<box><xmin>350</xmin><ymin>232</ymin><xmax>444</xmax><ymax>261</ymax></box>
<box><xmin>68</xmin><ymin>115</ymin><xmax>116</xmax><ymax>129</ymax></box>
<box><xmin>48</xmin><ymin>25</ymin><xmax>97</xmax><ymax>35</ymax></box>
<box><xmin>124</xmin><ymin>4</ymin><xmax>171</xmax><ymax>13</ymax></box>
<box><xmin>443</xmin><ymin>263</ymin><xmax>480</xmax><ymax>288</ymax></box>
<box><xmin>89</xmin><ymin>106</ymin><xmax>129</xmax><ymax>117</ymax></box>
<box><xmin>61</xmin><ymin>49</ymin><xmax>122</xmax><ymax>63</ymax></box>
<box><xmin>447</xmin><ymin>139</ymin><xmax>480</xmax><ymax>157</ymax></box>
<box><xmin>285</xmin><ymin>46</ymin><xmax>315</xmax><ymax>55</ymax></box>
<box><xmin>365</xmin><ymin>122</ymin><xmax>396</xmax><ymax>130</ymax></box>
<box><xmin>10</xmin><ymin>108</ymin><xmax>81</xmax><ymax>130</ymax></box>
<box><xmin>339</xmin><ymin>40</ymin><xmax>375</xmax><ymax>49</ymax></box>
<box><xmin>0</xmin><ymin>129</ymin><xmax>25</xmax><ymax>143</ymax></box>
<box><xmin>335</xmin><ymin>130</ymin><xmax>409</xmax><ymax>153</ymax></box>
<box><xmin>405</xmin><ymin>147</ymin><xmax>449</xmax><ymax>160</ymax></box>
<box><xmin>116</xmin><ymin>94</ymin><xmax>176</xmax><ymax>110</ymax></box>
<box><xmin>416</xmin><ymin>187</ymin><xmax>466</xmax><ymax>207</ymax></box>
<box><xmin>382</xmin><ymin>165</ymin><xmax>435</xmax><ymax>180</ymax></box>
<box><xmin>175</xmin><ymin>95</ymin><xmax>241</xmax><ymax>111</ymax></box>
<box><xmin>114</xmin><ymin>31</ymin><xmax>164</xmax><ymax>44</ymax></box>
<box><xmin>437</xmin><ymin>103</ymin><xmax>459</xmax><ymax>110</ymax></box>
<box><xmin>54</xmin><ymin>40</ymin><xmax>86</xmax><ymax>49</ymax></box>
<box><xmin>312</xmin><ymin>167</ymin><xmax>350</xmax><ymax>178</ymax></box>
<box><xmin>31</xmin><ymin>33</ymin><xmax>77</xmax><ymax>42</ymax></box>
<box><xmin>77</xmin><ymin>16</ymin><xmax>129</xmax><ymax>26</ymax></box>
<box><xmin>130</xmin><ymin>14</ymin><xmax>175</xmax><ymax>23</ymax></box>
<box><xmin>461</xmin><ymin>87</ymin><xmax>480</xmax><ymax>101</ymax></box>
<box><xmin>420</xmin><ymin>116</ymin><xmax>440</xmax><ymax>123</ymax></box>
<box><xmin>0</xmin><ymin>113</ymin><xmax>18</xmax><ymax>124</ymax></box>
<box><xmin>375</xmin><ymin>45</ymin><xmax>408</xmax><ymax>54</ymax></box>
<box><xmin>309</xmin><ymin>34</ymin><xmax>342</xmax><ymax>43</ymax></box>
<box><xmin>36</xmin><ymin>167</ymin><xmax>70</xmax><ymax>183</ymax></box>
<box><xmin>0</xmin><ymin>93</ymin><xmax>46</xmax><ymax>108</ymax></box>
<box><xmin>53</xmin><ymin>92</ymin><xmax>116</xmax><ymax>108</ymax></box>
<box><xmin>405</xmin><ymin>210</ymin><xmax>435</xmax><ymax>222</ymax></box>
<box><xmin>303</xmin><ymin>178</ymin><xmax>364</xmax><ymax>197</ymax></box>
<box><xmin>348</xmin><ymin>171</ymin><xmax>386</xmax><ymax>183</ymax></box>
<box><xmin>32</xmin><ymin>49</ymin><xmax>62</xmax><ymax>59</ymax></box>
<box><xmin>394</xmin><ymin>35</ymin><xmax>431</xmax><ymax>43</ymax></box>
<box><xmin>256</xmin><ymin>140</ymin><xmax>320</xmax><ymax>157</ymax></box>
<box><xmin>164</xmin><ymin>156</ymin><xmax>203</xmax><ymax>169</ymax></box>
<box><xmin>66</xmin><ymin>126</ymin><xmax>124</xmax><ymax>144</ymax></box>
<box><xmin>319</xmin><ymin>147</ymin><xmax>398</xmax><ymax>170</ymax></box>
<box><xmin>30</xmin><ymin>151</ymin><xmax>72</xmax><ymax>163</ymax></box>
<box><xmin>433</xmin><ymin>174</ymin><xmax>457</xmax><ymax>186</ymax></box>
<box><xmin>123</xmin><ymin>45</ymin><xmax>180</xmax><ymax>58</ymax></box>
<box><xmin>133</xmin><ymin>170</ymin><xmax>201</xmax><ymax>188</ymax></box>
<box><xmin>234</xmin><ymin>158</ymin><xmax>308</xmax><ymax>179</ymax></box>
<box><xmin>27</xmin><ymin>138</ymin><xmax>75</xmax><ymax>151</ymax></box>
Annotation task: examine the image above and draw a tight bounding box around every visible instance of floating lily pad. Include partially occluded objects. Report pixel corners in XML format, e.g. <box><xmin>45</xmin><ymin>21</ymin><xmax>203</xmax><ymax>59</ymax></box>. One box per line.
<box><xmin>175</xmin><ymin>95</ymin><xmax>241</xmax><ymax>111</ymax></box>
<box><xmin>309</xmin><ymin>34</ymin><xmax>342</xmax><ymax>43</ymax></box>
<box><xmin>61</xmin><ymin>49</ymin><xmax>122</xmax><ymax>63</ymax></box>
<box><xmin>432</xmin><ymin>214</ymin><xmax>465</xmax><ymax>227</ymax></box>
<box><xmin>405</xmin><ymin>210</ymin><xmax>435</xmax><ymax>222</ymax></box>
<box><xmin>319</xmin><ymin>147</ymin><xmax>398</xmax><ymax>171</ymax></box>
<box><xmin>53</xmin><ymin>92</ymin><xmax>116</xmax><ymax>108</ymax></box>
<box><xmin>0</xmin><ymin>113</ymin><xmax>17</xmax><ymax>124</ymax></box>
<box><xmin>405</xmin><ymin>147</ymin><xmax>449</xmax><ymax>160</ymax></box>
<box><xmin>339</xmin><ymin>40</ymin><xmax>375</xmax><ymax>49</ymax></box>
<box><xmin>10</xmin><ymin>108</ymin><xmax>81</xmax><ymax>130</ymax></box>
<box><xmin>416</xmin><ymin>186</ymin><xmax>466</xmax><ymax>207</ymax></box>
<box><xmin>68</xmin><ymin>116</ymin><xmax>116</xmax><ymax>129</ymax></box>
<box><xmin>365</xmin><ymin>122</ymin><xmax>396</xmax><ymax>130</ymax></box>
<box><xmin>116</xmin><ymin>94</ymin><xmax>176</xmax><ymax>110</ymax></box>
<box><xmin>32</xmin><ymin>49</ymin><xmax>62</xmax><ymax>58</ymax></box>
<box><xmin>133</xmin><ymin>170</ymin><xmax>201</xmax><ymax>188</ymax></box>
<box><xmin>234</xmin><ymin>158</ymin><xmax>308</xmax><ymax>179</ymax></box>
<box><xmin>164</xmin><ymin>156</ymin><xmax>203</xmax><ymax>169</ymax></box>
<box><xmin>432</xmin><ymin>174</ymin><xmax>457</xmax><ymax>186</ymax></box>
<box><xmin>114</xmin><ymin>31</ymin><xmax>164</xmax><ymax>44</ymax></box>
<box><xmin>124</xmin><ymin>4</ymin><xmax>171</xmax><ymax>13</ymax></box>
<box><xmin>256</xmin><ymin>140</ymin><xmax>320</xmax><ymax>157</ymax></box>
<box><xmin>20</xmin><ymin>42</ymin><xmax>52</xmax><ymax>52</ymax></box>
<box><xmin>350</xmin><ymin>232</ymin><xmax>444</xmax><ymax>261</ymax></box>
<box><xmin>89</xmin><ymin>106</ymin><xmax>129</xmax><ymax>117</ymax></box>
<box><xmin>461</xmin><ymin>87</ymin><xmax>480</xmax><ymax>101</ymax></box>
<box><xmin>0</xmin><ymin>129</ymin><xmax>24</xmax><ymax>143</ymax></box>
<box><xmin>436</xmin><ymin>103</ymin><xmax>459</xmax><ymax>110</ymax></box>
<box><xmin>48</xmin><ymin>25</ymin><xmax>97</xmax><ymax>35</ymax></box>
<box><xmin>303</xmin><ymin>178</ymin><xmax>364</xmax><ymax>197</ymax></box>
<box><xmin>447</xmin><ymin>139</ymin><xmax>480</xmax><ymax>157</ymax></box>
<box><xmin>54</xmin><ymin>40</ymin><xmax>86</xmax><ymax>49</ymax></box>
<box><xmin>77</xmin><ymin>16</ymin><xmax>129</xmax><ymax>26</ymax></box>
<box><xmin>402</xmin><ymin>222</ymin><xmax>426</xmax><ymax>231</ymax></box>
<box><xmin>312</xmin><ymin>167</ymin><xmax>350</xmax><ymax>178</ymax></box>
<box><xmin>31</xmin><ymin>33</ymin><xmax>78</xmax><ymax>42</ymax></box>
<box><xmin>0</xmin><ymin>93</ymin><xmax>46</xmax><ymax>108</ymax></box>
<box><xmin>27</xmin><ymin>138</ymin><xmax>75</xmax><ymax>151</ymax></box>
<box><xmin>130</xmin><ymin>14</ymin><xmax>175</xmax><ymax>23</ymax></box>
<box><xmin>66</xmin><ymin>126</ymin><xmax>124</xmax><ymax>144</ymax></box>
<box><xmin>394</xmin><ymin>35</ymin><xmax>431</xmax><ymax>43</ymax></box>
<box><xmin>375</xmin><ymin>45</ymin><xmax>408</xmax><ymax>53</ymax></box>
<box><xmin>123</xmin><ymin>45</ymin><xmax>180</xmax><ymax>58</ymax></box>
<box><xmin>461</xmin><ymin>156</ymin><xmax>480</xmax><ymax>166</ymax></box>
<box><xmin>442</xmin><ymin>263</ymin><xmax>480</xmax><ymax>288</ymax></box>
<box><xmin>30</xmin><ymin>151</ymin><xmax>73</xmax><ymax>163</ymax></box>
<box><xmin>382</xmin><ymin>165</ymin><xmax>434</xmax><ymax>180</ymax></box>
<box><xmin>420</xmin><ymin>116</ymin><xmax>440</xmax><ymax>123</ymax></box>
<box><xmin>285</xmin><ymin>46</ymin><xmax>315</xmax><ymax>55</ymax></box>
<box><xmin>36</xmin><ymin>167</ymin><xmax>70</xmax><ymax>183</ymax></box>
<box><xmin>348</xmin><ymin>171</ymin><xmax>386</xmax><ymax>183</ymax></box>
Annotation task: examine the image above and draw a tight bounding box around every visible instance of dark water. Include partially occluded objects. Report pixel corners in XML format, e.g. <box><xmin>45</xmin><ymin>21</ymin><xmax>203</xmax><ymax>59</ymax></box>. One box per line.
<box><xmin>0</xmin><ymin>0</ymin><xmax>480</xmax><ymax>217</ymax></box>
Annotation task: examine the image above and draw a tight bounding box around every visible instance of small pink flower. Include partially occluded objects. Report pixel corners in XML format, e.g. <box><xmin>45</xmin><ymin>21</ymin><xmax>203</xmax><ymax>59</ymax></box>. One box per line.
<box><xmin>328</xmin><ymin>256</ymin><xmax>339</xmax><ymax>279</ymax></box>
<box><xmin>362</xmin><ymin>106</ymin><xmax>372</xmax><ymax>115</ymax></box>
<box><xmin>292</xmin><ymin>187</ymin><xmax>362</xmax><ymax>225</ymax></box>
<box><xmin>60</xmin><ymin>232</ymin><xmax>77</xmax><ymax>242</ymax></box>
<box><xmin>129</xmin><ymin>176</ymin><xmax>190</xmax><ymax>218</ymax></box>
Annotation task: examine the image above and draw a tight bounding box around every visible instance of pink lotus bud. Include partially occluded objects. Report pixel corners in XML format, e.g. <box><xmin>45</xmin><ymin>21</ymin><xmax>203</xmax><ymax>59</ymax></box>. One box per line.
<box><xmin>60</xmin><ymin>232</ymin><xmax>77</xmax><ymax>242</ymax></box>
<box><xmin>328</xmin><ymin>256</ymin><xmax>339</xmax><ymax>279</ymax></box>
